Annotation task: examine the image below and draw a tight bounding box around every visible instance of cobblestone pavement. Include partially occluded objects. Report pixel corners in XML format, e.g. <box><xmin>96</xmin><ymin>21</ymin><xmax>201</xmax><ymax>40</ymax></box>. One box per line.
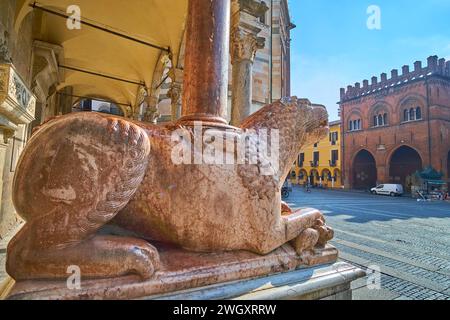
<box><xmin>286</xmin><ymin>186</ymin><xmax>450</xmax><ymax>300</ymax></box>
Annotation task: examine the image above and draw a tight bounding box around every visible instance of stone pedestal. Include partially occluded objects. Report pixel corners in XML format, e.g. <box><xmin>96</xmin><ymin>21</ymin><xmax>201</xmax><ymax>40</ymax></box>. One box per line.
<box><xmin>3</xmin><ymin>243</ymin><xmax>343</xmax><ymax>300</ymax></box>
<box><xmin>153</xmin><ymin>262</ymin><xmax>366</xmax><ymax>300</ymax></box>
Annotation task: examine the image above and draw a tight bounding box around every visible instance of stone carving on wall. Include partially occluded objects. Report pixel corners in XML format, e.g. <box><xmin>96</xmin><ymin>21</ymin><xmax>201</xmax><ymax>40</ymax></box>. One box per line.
<box><xmin>235</xmin><ymin>0</ymin><xmax>269</xmax><ymax>20</ymax></box>
<box><xmin>0</xmin><ymin>68</ymin><xmax>7</xmax><ymax>93</ymax></box>
<box><xmin>6</xmin><ymin>97</ymin><xmax>334</xmax><ymax>285</ymax></box>
<box><xmin>0</xmin><ymin>31</ymin><xmax>12</xmax><ymax>63</ymax></box>
<box><xmin>0</xmin><ymin>63</ymin><xmax>36</xmax><ymax>125</ymax></box>
<box><xmin>10</xmin><ymin>73</ymin><xmax>31</xmax><ymax>110</ymax></box>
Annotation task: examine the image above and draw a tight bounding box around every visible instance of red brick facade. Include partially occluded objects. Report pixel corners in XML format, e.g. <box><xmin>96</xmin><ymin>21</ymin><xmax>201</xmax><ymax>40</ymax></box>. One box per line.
<box><xmin>339</xmin><ymin>55</ymin><xmax>450</xmax><ymax>190</ymax></box>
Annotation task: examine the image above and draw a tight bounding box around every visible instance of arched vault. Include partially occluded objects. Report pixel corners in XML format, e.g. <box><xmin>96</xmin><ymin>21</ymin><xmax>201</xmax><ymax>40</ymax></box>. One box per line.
<box><xmin>15</xmin><ymin>0</ymin><xmax>188</xmax><ymax>108</ymax></box>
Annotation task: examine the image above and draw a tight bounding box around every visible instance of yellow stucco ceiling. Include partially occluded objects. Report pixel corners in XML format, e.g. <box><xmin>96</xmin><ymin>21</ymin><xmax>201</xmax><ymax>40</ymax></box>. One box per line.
<box><xmin>16</xmin><ymin>0</ymin><xmax>188</xmax><ymax>107</ymax></box>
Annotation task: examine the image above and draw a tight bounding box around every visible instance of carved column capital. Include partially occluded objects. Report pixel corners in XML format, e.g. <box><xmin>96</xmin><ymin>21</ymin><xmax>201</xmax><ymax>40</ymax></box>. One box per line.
<box><xmin>142</xmin><ymin>96</ymin><xmax>160</xmax><ymax>123</ymax></box>
<box><xmin>230</xmin><ymin>28</ymin><xmax>265</xmax><ymax>63</ymax></box>
<box><xmin>167</xmin><ymin>81</ymin><xmax>183</xmax><ymax>121</ymax></box>
<box><xmin>167</xmin><ymin>82</ymin><xmax>182</xmax><ymax>105</ymax></box>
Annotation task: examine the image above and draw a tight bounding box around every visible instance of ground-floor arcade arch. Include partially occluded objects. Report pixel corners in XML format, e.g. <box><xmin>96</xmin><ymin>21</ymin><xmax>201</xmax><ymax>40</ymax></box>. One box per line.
<box><xmin>309</xmin><ymin>169</ymin><xmax>319</xmax><ymax>186</ymax></box>
<box><xmin>333</xmin><ymin>169</ymin><xmax>342</xmax><ymax>187</ymax></box>
<box><xmin>321</xmin><ymin>169</ymin><xmax>332</xmax><ymax>187</ymax></box>
<box><xmin>389</xmin><ymin>146</ymin><xmax>423</xmax><ymax>191</ymax></box>
<box><xmin>298</xmin><ymin>169</ymin><xmax>308</xmax><ymax>185</ymax></box>
<box><xmin>352</xmin><ymin>149</ymin><xmax>377</xmax><ymax>189</ymax></box>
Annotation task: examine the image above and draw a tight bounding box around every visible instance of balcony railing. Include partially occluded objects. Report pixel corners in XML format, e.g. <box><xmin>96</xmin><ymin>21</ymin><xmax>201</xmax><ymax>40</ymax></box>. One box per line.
<box><xmin>329</xmin><ymin>160</ymin><xmax>337</xmax><ymax>167</ymax></box>
<box><xmin>310</xmin><ymin>161</ymin><xmax>319</xmax><ymax>167</ymax></box>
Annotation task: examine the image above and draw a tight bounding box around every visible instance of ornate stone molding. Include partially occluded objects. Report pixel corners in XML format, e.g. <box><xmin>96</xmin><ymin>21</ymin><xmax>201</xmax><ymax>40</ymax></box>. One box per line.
<box><xmin>0</xmin><ymin>113</ymin><xmax>18</xmax><ymax>144</ymax></box>
<box><xmin>0</xmin><ymin>63</ymin><xmax>36</xmax><ymax>125</ymax></box>
<box><xmin>231</xmin><ymin>28</ymin><xmax>265</xmax><ymax>62</ymax></box>
<box><xmin>233</xmin><ymin>0</ymin><xmax>269</xmax><ymax>20</ymax></box>
<box><xmin>31</xmin><ymin>41</ymin><xmax>64</xmax><ymax>104</ymax></box>
<box><xmin>0</xmin><ymin>30</ymin><xmax>12</xmax><ymax>63</ymax></box>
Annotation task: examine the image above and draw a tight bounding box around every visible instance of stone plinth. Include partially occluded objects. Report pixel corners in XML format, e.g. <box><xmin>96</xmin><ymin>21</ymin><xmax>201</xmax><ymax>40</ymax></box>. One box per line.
<box><xmin>151</xmin><ymin>262</ymin><xmax>366</xmax><ymax>300</ymax></box>
<box><xmin>5</xmin><ymin>243</ymin><xmax>339</xmax><ymax>300</ymax></box>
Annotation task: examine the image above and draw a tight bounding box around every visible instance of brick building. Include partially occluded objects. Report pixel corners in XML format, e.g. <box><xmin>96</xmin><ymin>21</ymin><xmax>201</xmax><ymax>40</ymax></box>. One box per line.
<box><xmin>339</xmin><ymin>55</ymin><xmax>450</xmax><ymax>191</ymax></box>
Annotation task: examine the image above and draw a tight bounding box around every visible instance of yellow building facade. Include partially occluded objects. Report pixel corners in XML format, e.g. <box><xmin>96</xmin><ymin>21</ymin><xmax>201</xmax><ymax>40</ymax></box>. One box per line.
<box><xmin>293</xmin><ymin>120</ymin><xmax>343</xmax><ymax>188</ymax></box>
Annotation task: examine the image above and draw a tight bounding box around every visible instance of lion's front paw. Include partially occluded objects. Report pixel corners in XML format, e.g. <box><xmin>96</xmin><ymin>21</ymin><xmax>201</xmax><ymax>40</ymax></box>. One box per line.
<box><xmin>290</xmin><ymin>228</ymin><xmax>319</xmax><ymax>255</ymax></box>
<box><xmin>118</xmin><ymin>238</ymin><xmax>161</xmax><ymax>280</ymax></box>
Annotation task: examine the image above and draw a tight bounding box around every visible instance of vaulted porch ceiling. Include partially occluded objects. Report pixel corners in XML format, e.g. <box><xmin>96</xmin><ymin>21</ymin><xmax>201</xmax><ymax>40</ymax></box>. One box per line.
<box><xmin>15</xmin><ymin>0</ymin><xmax>188</xmax><ymax>107</ymax></box>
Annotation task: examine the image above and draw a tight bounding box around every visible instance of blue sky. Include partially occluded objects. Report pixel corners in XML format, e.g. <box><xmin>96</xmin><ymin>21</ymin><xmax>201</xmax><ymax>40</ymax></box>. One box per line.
<box><xmin>289</xmin><ymin>0</ymin><xmax>450</xmax><ymax>121</ymax></box>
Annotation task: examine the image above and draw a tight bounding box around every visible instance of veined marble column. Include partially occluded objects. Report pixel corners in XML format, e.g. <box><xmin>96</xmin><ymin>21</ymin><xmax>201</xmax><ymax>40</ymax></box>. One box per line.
<box><xmin>230</xmin><ymin>27</ymin><xmax>264</xmax><ymax>126</ymax></box>
<box><xmin>179</xmin><ymin>0</ymin><xmax>231</xmax><ymax>125</ymax></box>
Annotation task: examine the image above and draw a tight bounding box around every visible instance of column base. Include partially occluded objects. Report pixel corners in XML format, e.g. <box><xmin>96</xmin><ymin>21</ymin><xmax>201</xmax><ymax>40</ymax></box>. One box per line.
<box><xmin>176</xmin><ymin>114</ymin><xmax>237</xmax><ymax>129</ymax></box>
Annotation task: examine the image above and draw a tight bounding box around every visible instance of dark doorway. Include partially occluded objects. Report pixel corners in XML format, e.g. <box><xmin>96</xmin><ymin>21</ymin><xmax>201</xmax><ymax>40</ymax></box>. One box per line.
<box><xmin>353</xmin><ymin>150</ymin><xmax>377</xmax><ymax>189</ymax></box>
<box><xmin>389</xmin><ymin>146</ymin><xmax>422</xmax><ymax>190</ymax></box>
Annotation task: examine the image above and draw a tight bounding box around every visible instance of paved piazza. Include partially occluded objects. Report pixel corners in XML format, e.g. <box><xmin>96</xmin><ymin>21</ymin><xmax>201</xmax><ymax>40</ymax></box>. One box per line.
<box><xmin>286</xmin><ymin>186</ymin><xmax>450</xmax><ymax>300</ymax></box>
<box><xmin>1</xmin><ymin>187</ymin><xmax>449</xmax><ymax>300</ymax></box>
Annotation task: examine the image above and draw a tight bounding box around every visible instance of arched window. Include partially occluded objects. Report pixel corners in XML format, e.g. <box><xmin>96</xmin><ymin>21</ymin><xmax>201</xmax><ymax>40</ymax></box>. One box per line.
<box><xmin>373</xmin><ymin>112</ymin><xmax>387</xmax><ymax>127</ymax></box>
<box><xmin>409</xmin><ymin>108</ymin><xmax>415</xmax><ymax>121</ymax></box>
<box><xmin>404</xmin><ymin>109</ymin><xmax>409</xmax><ymax>122</ymax></box>
<box><xmin>416</xmin><ymin>107</ymin><xmax>422</xmax><ymax>120</ymax></box>
<box><xmin>349</xmin><ymin>117</ymin><xmax>362</xmax><ymax>131</ymax></box>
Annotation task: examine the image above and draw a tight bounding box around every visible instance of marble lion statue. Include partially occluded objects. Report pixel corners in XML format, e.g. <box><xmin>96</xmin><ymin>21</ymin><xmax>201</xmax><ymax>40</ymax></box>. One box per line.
<box><xmin>6</xmin><ymin>97</ymin><xmax>333</xmax><ymax>281</ymax></box>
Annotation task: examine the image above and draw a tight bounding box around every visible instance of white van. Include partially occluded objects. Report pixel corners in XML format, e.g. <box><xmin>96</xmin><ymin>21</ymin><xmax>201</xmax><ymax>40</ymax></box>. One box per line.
<box><xmin>370</xmin><ymin>184</ymin><xmax>404</xmax><ymax>196</ymax></box>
